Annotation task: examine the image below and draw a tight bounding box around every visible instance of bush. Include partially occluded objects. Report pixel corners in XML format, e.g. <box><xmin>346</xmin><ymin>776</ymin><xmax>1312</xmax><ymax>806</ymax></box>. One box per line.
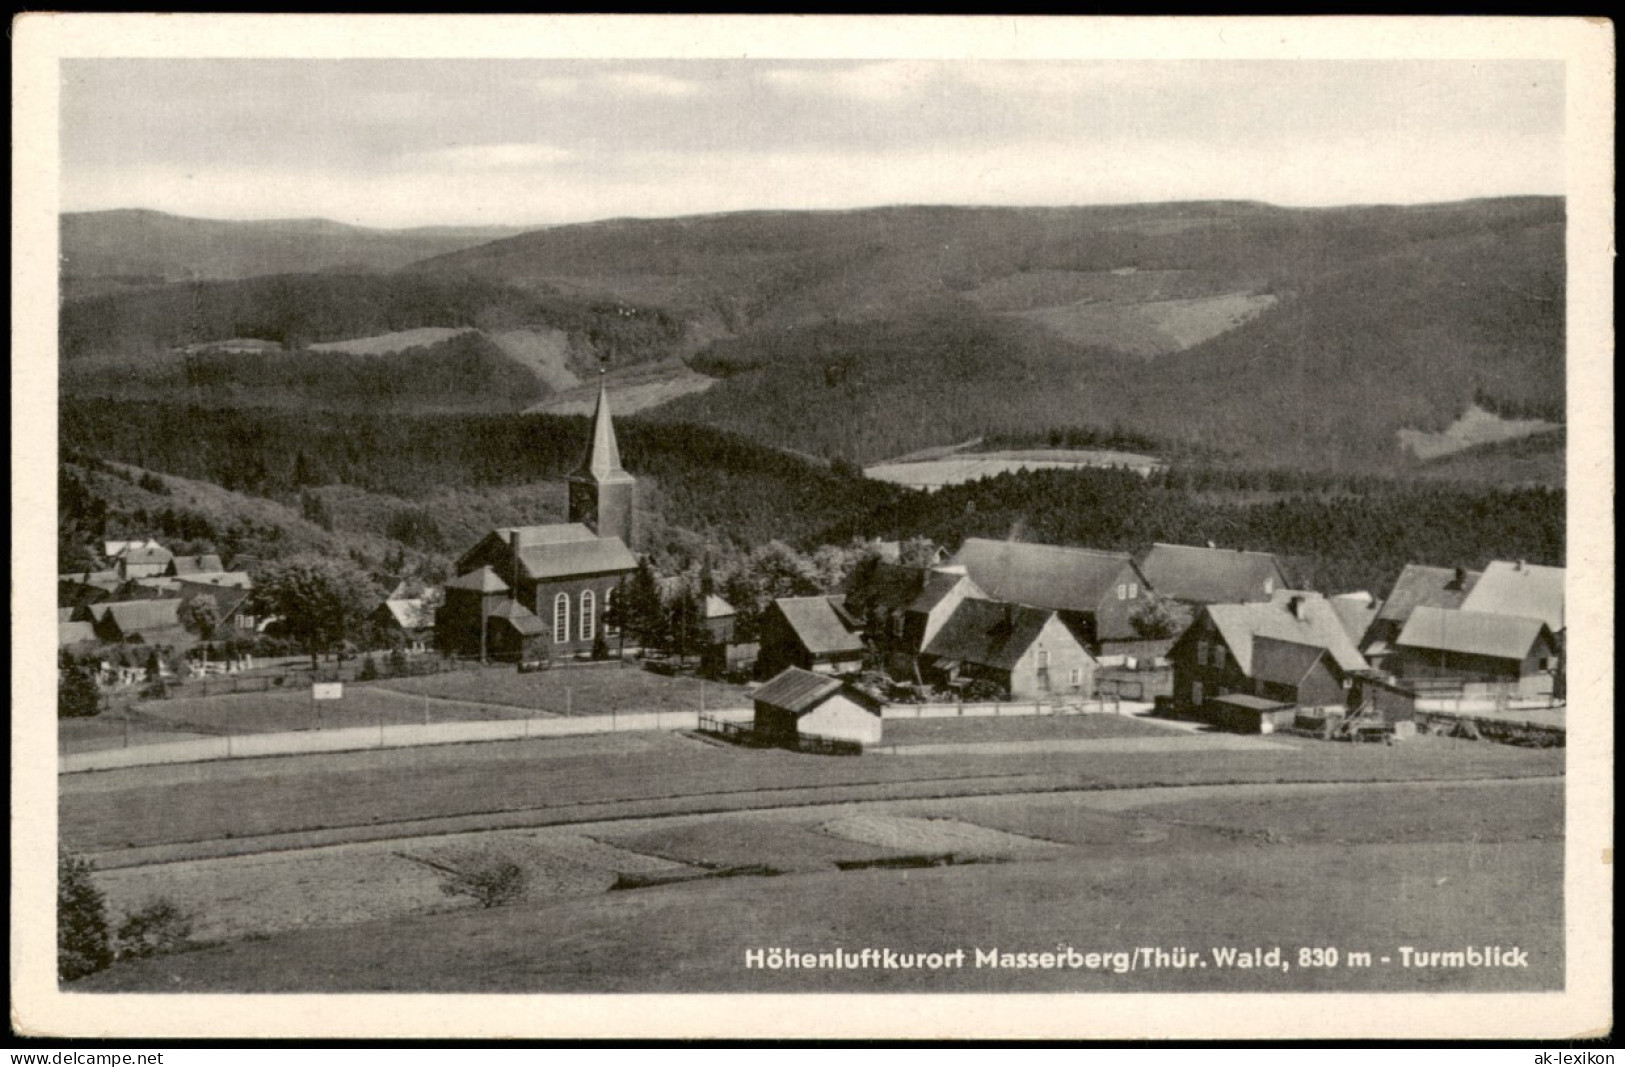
<box><xmin>115</xmin><ymin>897</ymin><xmax>196</xmax><ymax>960</ymax></box>
<box><xmin>961</xmin><ymin>678</ymin><xmax>1007</xmax><ymax>702</ymax></box>
<box><xmin>435</xmin><ymin>851</ymin><xmax>528</xmax><ymax>909</ymax></box>
<box><xmin>358</xmin><ymin>655</ymin><xmax>379</xmax><ymax>681</ymax></box>
<box><xmin>591</xmin><ymin>631</ymin><xmax>610</xmax><ymax>661</ymax></box>
<box><xmin>140</xmin><ymin>677</ymin><xmax>170</xmax><ymax>700</ymax></box>
<box><xmin>387</xmin><ymin>646</ymin><xmax>410</xmax><ymax>677</ymax></box>
<box><xmin>58</xmin><ymin>850</ymin><xmax>112</xmax><ymax>982</ymax></box>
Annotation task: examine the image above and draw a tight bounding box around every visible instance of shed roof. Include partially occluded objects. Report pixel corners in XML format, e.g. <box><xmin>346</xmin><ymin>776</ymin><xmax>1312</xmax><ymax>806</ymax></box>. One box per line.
<box><xmin>770</xmin><ymin>597</ymin><xmax>866</xmax><ymax>657</ymax></box>
<box><xmin>1374</xmin><ymin>564</ymin><xmax>1480</xmax><ymax>626</ymax></box>
<box><xmin>949</xmin><ymin>538</ymin><xmax>1138</xmax><ymax>617</ymax></box>
<box><xmin>176</xmin><ymin>582</ymin><xmax>252</xmax><ymax>620</ymax></box>
<box><xmin>102</xmin><ymin>599</ymin><xmax>182</xmax><ymax>634</ymax></box>
<box><xmin>924</xmin><ymin>598</ymin><xmax>1064</xmax><ymax>672</ymax></box>
<box><xmin>703</xmin><ymin>594</ymin><xmax>735</xmax><ymax>619</ymax></box>
<box><xmin>1250</xmin><ymin>636</ymin><xmax>1330</xmax><ymax>688</ymax></box>
<box><xmin>753</xmin><ymin>667</ymin><xmax>846</xmax><ymax>715</ymax></box>
<box><xmin>1204</xmin><ymin>592</ymin><xmax>1367</xmax><ymax>677</ymax></box>
<box><xmin>1139</xmin><ymin>543</ymin><xmax>1286</xmax><ymax>605</ymax></box>
<box><xmin>175</xmin><ymin>571</ymin><xmax>253</xmax><ymax>589</ymax></box>
<box><xmin>1460</xmin><ymin>561</ymin><xmax>1564</xmax><ymax>632</ymax></box>
<box><xmin>1396</xmin><ymin>606</ymin><xmax>1552</xmax><ymax>661</ymax></box>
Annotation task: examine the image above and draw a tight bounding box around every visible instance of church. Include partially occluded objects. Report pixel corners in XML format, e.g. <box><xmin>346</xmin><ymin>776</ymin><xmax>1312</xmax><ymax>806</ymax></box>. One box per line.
<box><xmin>436</xmin><ymin>382</ymin><xmax>639</xmax><ymax>660</ymax></box>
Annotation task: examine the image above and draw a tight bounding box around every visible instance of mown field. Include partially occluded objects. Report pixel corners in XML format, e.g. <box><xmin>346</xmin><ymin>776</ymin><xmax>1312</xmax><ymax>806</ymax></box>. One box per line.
<box><xmin>881</xmin><ymin>712</ymin><xmax>1180</xmax><ymax>746</ymax></box>
<box><xmin>62</xmin><ymin>728</ymin><xmax>1558</xmax><ymax>859</ymax></box>
<box><xmin>78</xmin><ymin>775</ymin><xmax>1563</xmax><ymax>993</ymax></box>
<box><xmin>59</xmin><ymin>663</ymin><xmax>751</xmax><ymax>755</ymax></box>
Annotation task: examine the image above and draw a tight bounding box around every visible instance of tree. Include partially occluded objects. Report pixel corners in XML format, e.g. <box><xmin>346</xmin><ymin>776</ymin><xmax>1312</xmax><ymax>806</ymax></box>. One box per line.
<box><xmin>115</xmin><ymin>898</ymin><xmax>194</xmax><ymax>961</ymax></box>
<box><xmin>1129</xmin><ymin>591</ymin><xmax>1184</xmax><ymax>640</ymax></box>
<box><xmin>58</xmin><ymin>665</ymin><xmax>101</xmax><ymax>719</ymax></box>
<box><xmin>620</xmin><ymin>559</ymin><xmax>668</xmax><ymax>654</ymax></box>
<box><xmin>258</xmin><ymin>555</ymin><xmax>379</xmax><ymax>669</ymax></box>
<box><xmin>667</xmin><ymin>580</ymin><xmax>704</xmax><ymax>668</ymax></box>
<box><xmin>59</xmin><ymin>850</ymin><xmax>112</xmax><ymax>981</ymax></box>
<box><xmin>181</xmin><ymin>596</ymin><xmax>220</xmax><ymax>642</ymax></box>
<box><xmin>897</xmin><ymin>536</ymin><xmax>942</xmax><ymax>567</ymax></box>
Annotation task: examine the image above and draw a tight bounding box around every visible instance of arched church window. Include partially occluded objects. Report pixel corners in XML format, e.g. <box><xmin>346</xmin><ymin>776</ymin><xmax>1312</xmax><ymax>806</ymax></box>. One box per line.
<box><xmin>603</xmin><ymin>588</ymin><xmax>617</xmax><ymax>638</ymax></box>
<box><xmin>580</xmin><ymin>590</ymin><xmax>595</xmax><ymax>642</ymax></box>
<box><xmin>554</xmin><ymin>593</ymin><xmax>570</xmax><ymax>643</ymax></box>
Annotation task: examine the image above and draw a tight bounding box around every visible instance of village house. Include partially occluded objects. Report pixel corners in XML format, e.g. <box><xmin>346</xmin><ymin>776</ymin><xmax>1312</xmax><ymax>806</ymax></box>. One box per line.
<box><xmin>946</xmin><ymin>538</ymin><xmax>1157</xmax><ymax>657</ymax></box>
<box><xmin>90</xmin><ymin>598</ymin><xmax>186</xmax><ymax>645</ymax></box>
<box><xmin>1361</xmin><ymin>564</ymin><xmax>1480</xmax><ymax>667</ymax></box>
<box><xmin>167</xmin><ymin>554</ymin><xmax>225</xmax><ymax>578</ymax></box>
<box><xmin>752</xmin><ymin>667</ymin><xmax>885</xmax><ymax>750</ymax></box>
<box><xmin>371</xmin><ymin>597</ymin><xmax>437</xmax><ymax>653</ymax></box>
<box><xmin>439</xmin><ymin>382</ymin><xmax>638</xmax><ymax>659</ymax></box>
<box><xmin>1389</xmin><ymin>605</ymin><xmax>1559</xmax><ymax>699</ymax></box>
<box><xmin>1170</xmin><ymin>590</ymin><xmax>1368</xmax><ymax>722</ymax></box>
<box><xmin>842</xmin><ymin>560</ymin><xmax>986</xmax><ymax>673</ymax></box>
<box><xmin>920</xmin><ymin>598</ymin><xmax>1098</xmax><ymax>700</ymax></box>
<box><xmin>756</xmin><ymin>596</ymin><xmax>867</xmax><ymax>679</ymax></box>
<box><xmin>112</xmin><ymin>542</ymin><xmax>175</xmax><ymax>580</ymax></box>
<box><xmin>1460</xmin><ymin>560</ymin><xmax>1564</xmax><ymax>634</ymax></box>
<box><xmin>1138</xmin><ymin>543</ymin><xmax>1288</xmax><ymax>607</ymax></box>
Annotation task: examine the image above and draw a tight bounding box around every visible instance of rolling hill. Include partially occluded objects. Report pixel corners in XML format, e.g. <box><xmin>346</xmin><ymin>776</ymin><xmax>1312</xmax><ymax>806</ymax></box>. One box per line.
<box><xmin>409</xmin><ymin>198</ymin><xmax>1565</xmax><ymax>472</ymax></box>
<box><xmin>61</xmin><ymin>197</ymin><xmax>1565</xmax><ymax>477</ymax></box>
<box><xmin>60</xmin><ymin>209</ymin><xmax>527</xmax><ymax>300</ymax></box>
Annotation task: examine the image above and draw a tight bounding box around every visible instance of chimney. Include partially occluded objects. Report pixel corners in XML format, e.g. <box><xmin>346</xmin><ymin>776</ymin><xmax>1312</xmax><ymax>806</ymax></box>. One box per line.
<box><xmin>1288</xmin><ymin>595</ymin><xmax>1306</xmax><ymax>621</ymax></box>
<box><xmin>1453</xmin><ymin>566</ymin><xmax>1467</xmax><ymax>589</ymax></box>
<box><xmin>1206</xmin><ymin>540</ymin><xmax>1217</xmax><ymax>550</ymax></box>
<box><xmin>1516</xmin><ymin>559</ymin><xmax>1526</xmax><ymax>572</ymax></box>
<box><xmin>508</xmin><ymin>531</ymin><xmax>522</xmax><ymax>605</ymax></box>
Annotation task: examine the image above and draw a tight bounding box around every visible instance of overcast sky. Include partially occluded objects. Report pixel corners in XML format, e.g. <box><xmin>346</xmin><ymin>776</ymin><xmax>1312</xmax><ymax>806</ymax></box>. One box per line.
<box><xmin>60</xmin><ymin>59</ymin><xmax>1564</xmax><ymax>229</ymax></box>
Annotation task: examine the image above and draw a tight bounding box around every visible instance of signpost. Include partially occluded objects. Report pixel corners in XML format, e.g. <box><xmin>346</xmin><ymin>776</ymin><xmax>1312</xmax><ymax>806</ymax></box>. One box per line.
<box><xmin>312</xmin><ymin>681</ymin><xmax>342</xmax><ymax>730</ymax></box>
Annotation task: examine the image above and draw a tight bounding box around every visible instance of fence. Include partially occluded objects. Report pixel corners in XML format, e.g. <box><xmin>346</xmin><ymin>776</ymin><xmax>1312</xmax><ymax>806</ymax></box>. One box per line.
<box><xmin>62</xmin><ymin>705</ymin><xmax>754</xmax><ymax>774</ymax></box>
<box><xmin>880</xmin><ymin>695</ymin><xmax>1128</xmax><ymax>720</ymax></box>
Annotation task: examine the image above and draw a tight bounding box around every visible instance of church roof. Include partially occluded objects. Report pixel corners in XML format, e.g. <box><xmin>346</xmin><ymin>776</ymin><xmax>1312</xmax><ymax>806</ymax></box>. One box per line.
<box><xmin>446</xmin><ymin>566</ymin><xmax>509</xmax><ymax>593</ymax></box>
<box><xmin>572</xmin><ymin>380</ymin><xmax>632</xmax><ymax>484</ymax></box>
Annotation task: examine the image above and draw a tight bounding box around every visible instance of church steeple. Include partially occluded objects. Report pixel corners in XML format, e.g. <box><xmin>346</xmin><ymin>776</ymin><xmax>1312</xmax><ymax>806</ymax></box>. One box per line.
<box><xmin>567</xmin><ymin>374</ymin><xmax>636</xmax><ymax>547</ymax></box>
<box><xmin>575</xmin><ymin>377</ymin><xmax>626</xmax><ymax>480</ymax></box>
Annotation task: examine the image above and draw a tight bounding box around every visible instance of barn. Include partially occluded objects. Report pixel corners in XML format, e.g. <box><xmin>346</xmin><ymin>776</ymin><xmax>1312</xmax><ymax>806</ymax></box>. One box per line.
<box><xmin>756</xmin><ymin>596</ymin><xmax>866</xmax><ymax>679</ymax></box>
<box><xmin>752</xmin><ymin>667</ymin><xmax>885</xmax><ymax>750</ymax></box>
<box><xmin>1391</xmin><ymin>606</ymin><xmax>1559</xmax><ymax>699</ymax></box>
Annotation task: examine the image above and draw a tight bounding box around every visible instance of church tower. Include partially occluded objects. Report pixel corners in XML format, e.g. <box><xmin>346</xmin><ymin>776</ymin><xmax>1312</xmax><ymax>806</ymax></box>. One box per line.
<box><xmin>567</xmin><ymin>379</ymin><xmax>635</xmax><ymax>547</ymax></box>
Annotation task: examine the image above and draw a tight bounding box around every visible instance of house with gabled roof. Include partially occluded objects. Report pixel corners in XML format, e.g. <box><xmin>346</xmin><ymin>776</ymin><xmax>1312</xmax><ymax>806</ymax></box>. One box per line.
<box><xmin>1390</xmin><ymin>605</ymin><xmax>1559</xmax><ymax>699</ymax></box>
<box><xmin>1363</xmin><ymin>564</ymin><xmax>1480</xmax><ymax>665</ymax></box>
<box><xmin>947</xmin><ymin>538</ymin><xmax>1153</xmax><ymax>654</ymax></box>
<box><xmin>1139</xmin><ymin>543</ymin><xmax>1288</xmax><ymax>607</ymax></box>
<box><xmin>921</xmin><ymin>598</ymin><xmax>1097</xmax><ymax>700</ymax></box>
<box><xmin>1460</xmin><ymin>560</ymin><xmax>1564</xmax><ymax>633</ymax></box>
<box><xmin>168</xmin><ymin>554</ymin><xmax>225</xmax><ymax>578</ymax></box>
<box><xmin>371</xmin><ymin>597</ymin><xmax>438</xmax><ymax>652</ymax></box>
<box><xmin>843</xmin><ymin>560</ymin><xmax>986</xmax><ymax>660</ymax></box>
<box><xmin>757</xmin><ymin>596</ymin><xmax>866</xmax><ymax>679</ymax></box>
<box><xmin>442</xmin><ymin>381</ymin><xmax>638</xmax><ymax>658</ymax></box>
<box><xmin>113</xmin><ymin>542</ymin><xmax>175</xmax><ymax>580</ymax></box>
<box><xmin>91</xmin><ymin>598</ymin><xmax>185</xmax><ymax>644</ymax></box>
<box><xmin>1170</xmin><ymin>590</ymin><xmax>1367</xmax><ymax>716</ymax></box>
<box><xmin>753</xmin><ymin>667</ymin><xmax>885</xmax><ymax>749</ymax></box>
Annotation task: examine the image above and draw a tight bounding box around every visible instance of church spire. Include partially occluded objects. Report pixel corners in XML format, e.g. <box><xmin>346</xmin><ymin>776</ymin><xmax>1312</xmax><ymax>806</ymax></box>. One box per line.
<box><xmin>568</xmin><ymin>369</ymin><xmax>635</xmax><ymax>546</ymax></box>
<box><xmin>577</xmin><ymin>372</ymin><xmax>626</xmax><ymax>479</ymax></box>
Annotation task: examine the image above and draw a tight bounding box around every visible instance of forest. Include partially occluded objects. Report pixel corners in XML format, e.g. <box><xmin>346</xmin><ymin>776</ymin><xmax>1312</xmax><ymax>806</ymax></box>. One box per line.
<box><xmin>60</xmin><ymin>399</ymin><xmax>1563</xmax><ymax>601</ymax></box>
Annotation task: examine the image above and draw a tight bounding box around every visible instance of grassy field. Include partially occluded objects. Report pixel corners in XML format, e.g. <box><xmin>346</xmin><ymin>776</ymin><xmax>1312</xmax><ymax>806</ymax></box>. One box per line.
<box><xmin>374</xmin><ymin>663</ymin><xmax>748</xmax><ymax>714</ymax></box>
<box><xmin>865</xmin><ymin>449</ymin><xmax>1161</xmax><ymax>489</ymax></box>
<box><xmin>61</xmin><ymin>728</ymin><xmax>1559</xmax><ymax>858</ymax></box>
<box><xmin>308</xmin><ymin>327</ymin><xmax>475</xmax><ymax>355</ymax></box>
<box><xmin>59</xmin><ymin>663</ymin><xmax>749</xmax><ymax>754</ymax></box>
<box><xmin>882</xmin><ymin>713</ymin><xmax>1179</xmax><ymax>746</ymax></box>
<box><xmin>79</xmin><ymin>777</ymin><xmax>1562</xmax><ymax>993</ymax></box>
